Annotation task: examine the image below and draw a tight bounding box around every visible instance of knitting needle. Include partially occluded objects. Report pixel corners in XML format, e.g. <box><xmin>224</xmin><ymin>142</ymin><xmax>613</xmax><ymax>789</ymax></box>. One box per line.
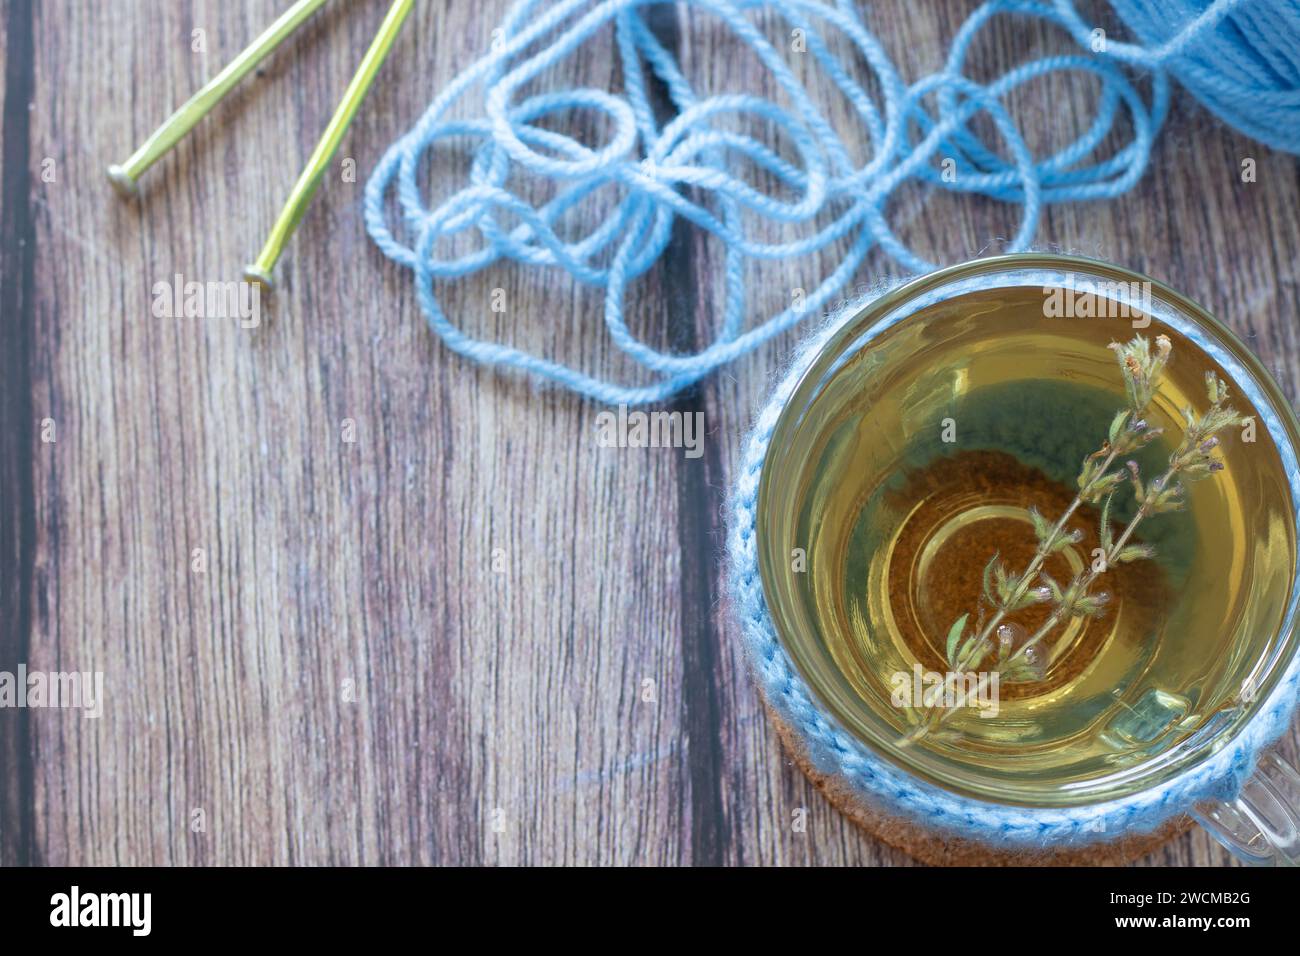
<box><xmin>243</xmin><ymin>0</ymin><xmax>415</xmax><ymax>290</ymax></box>
<box><xmin>106</xmin><ymin>0</ymin><xmax>334</xmax><ymax>198</ymax></box>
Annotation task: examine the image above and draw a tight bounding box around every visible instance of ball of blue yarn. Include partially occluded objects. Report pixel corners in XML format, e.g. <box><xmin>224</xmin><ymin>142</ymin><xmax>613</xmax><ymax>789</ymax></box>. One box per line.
<box><xmin>1107</xmin><ymin>0</ymin><xmax>1300</xmax><ymax>155</ymax></box>
<box><xmin>365</xmin><ymin>0</ymin><xmax>1300</xmax><ymax>404</ymax></box>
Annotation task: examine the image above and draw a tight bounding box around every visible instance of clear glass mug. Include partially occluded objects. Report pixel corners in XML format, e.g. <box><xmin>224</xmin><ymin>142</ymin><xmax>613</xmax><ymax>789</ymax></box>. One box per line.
<box><xmin>756</xmin><ymin>254</ymin><xmax>1300</xmax><ymax>865</ymax></box>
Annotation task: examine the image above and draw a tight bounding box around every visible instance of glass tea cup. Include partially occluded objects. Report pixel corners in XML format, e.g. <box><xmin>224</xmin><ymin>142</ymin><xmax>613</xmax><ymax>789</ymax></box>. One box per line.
<box><xmin>756</xmin><ymin>254</ymin><xmax>1300</xmax><ymax>864</ymax></box>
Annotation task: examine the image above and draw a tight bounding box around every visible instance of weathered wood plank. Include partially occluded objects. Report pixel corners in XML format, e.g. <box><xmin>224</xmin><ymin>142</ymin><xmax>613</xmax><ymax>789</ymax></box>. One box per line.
<box><xmin>0</xmin><ymin>0</ymin><xmax>39</xmax><ymax>868</ymax></box>
<box><xmin>9</xmin><ymin>0</ymin><xmax>1297</xmax><ymax>866</ymax></box>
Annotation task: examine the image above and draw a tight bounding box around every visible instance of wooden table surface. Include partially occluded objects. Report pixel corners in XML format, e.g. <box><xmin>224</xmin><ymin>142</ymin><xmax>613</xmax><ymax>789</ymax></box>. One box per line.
<box><xmin>1</xmin><ymin>0</ymin><xmax>1297</xmax><ymax>866</ymax></box>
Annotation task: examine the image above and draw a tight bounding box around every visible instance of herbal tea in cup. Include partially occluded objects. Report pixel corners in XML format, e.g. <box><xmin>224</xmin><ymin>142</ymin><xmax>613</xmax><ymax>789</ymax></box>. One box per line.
<box><xmin>757</xmin><ymin>256</ymin><xmax>1300</xmax><ymax>838</ymax></box>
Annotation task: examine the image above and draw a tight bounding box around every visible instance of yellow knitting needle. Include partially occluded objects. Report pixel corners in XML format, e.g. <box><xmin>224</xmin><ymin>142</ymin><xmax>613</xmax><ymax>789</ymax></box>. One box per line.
<box><xmin>244</xmin><ymin>0</ymin><xmax>415</xmax><ymax>290</ymax></box>
<box><xmin>106</xmin><ymin>0</ymin><xmax>334</xmax><ymax>197</ymax></box>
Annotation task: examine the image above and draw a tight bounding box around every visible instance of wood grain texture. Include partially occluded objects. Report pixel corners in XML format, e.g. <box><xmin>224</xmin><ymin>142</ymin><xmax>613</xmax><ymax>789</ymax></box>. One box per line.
<box><xmin>1</xmin><ymin>0</ymin><xmax>1296</xmax><ymax>866</ymax></box>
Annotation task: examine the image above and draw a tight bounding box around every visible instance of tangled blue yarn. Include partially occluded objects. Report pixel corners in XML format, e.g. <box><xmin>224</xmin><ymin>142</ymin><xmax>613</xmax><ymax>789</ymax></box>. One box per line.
<box><xmin>365</xmin><ymin>0</ymin><xmax>1300</xmax><ymax>405</ymax></box>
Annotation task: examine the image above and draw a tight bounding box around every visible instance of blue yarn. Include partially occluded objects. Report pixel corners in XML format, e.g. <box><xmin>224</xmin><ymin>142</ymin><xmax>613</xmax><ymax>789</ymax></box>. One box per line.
<box><xmin>365</xmin><ymin>0</ymin><xmax>1300</xmax><ymax>405</ymax></box>
<box><xmin>727</xmin><ymin>269</ymin><xmax>1300</xmax><ymax>848</ymax></box>
<box><xmin>1105</xmin><ymin>0</ymin><xmax>1300</xmax><ymax>154</ymax></box>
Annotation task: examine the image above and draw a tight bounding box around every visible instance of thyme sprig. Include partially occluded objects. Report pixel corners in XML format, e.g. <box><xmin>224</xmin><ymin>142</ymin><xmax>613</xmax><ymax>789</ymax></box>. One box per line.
<box><xmin>903</xmin><ymin>335</ymin><xmax>1241</xmax><ymax>745</ymax></box>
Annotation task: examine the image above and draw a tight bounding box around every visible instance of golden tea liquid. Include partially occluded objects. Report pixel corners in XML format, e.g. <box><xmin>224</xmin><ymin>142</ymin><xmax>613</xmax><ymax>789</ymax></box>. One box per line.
<box><xmin>758</xmin><ymin>274</ymin><xmax>1299</xmax><ymax>806</ymax></box>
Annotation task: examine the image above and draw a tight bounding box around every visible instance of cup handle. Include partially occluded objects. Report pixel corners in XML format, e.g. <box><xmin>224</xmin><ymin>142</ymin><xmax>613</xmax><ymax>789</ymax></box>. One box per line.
<box><xmin>1191</xmin><ymin>750</ymin><xmax>1300</xmax><ymax>866</ymax></box>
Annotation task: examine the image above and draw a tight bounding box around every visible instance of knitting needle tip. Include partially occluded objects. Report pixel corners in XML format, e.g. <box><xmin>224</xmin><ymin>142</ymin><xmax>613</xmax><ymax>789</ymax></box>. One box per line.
<box><xmin>240</xmin><ymin>0</ymin><xmax>414</xmax><ymax>293</ymax></box>
<box><xmin>242</xmin><ymin>264</ymin><xmax>275</xmax><ymax>293</ymax></box>
<box><xmin>106</xmin><ymin>164</ymin><xmax>139</xmax><ymax>199</ymax></box>
<box><xmin>106</xmin><ymin>0</ymin><xmax>333</xmax><ymax>199</ymax></box>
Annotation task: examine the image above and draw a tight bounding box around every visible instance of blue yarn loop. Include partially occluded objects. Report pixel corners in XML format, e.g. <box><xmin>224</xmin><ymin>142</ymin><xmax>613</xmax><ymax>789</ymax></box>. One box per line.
<box><xmin>365</xmin><ymin>0</ymin><xmax>1300</xmax><ymax>404</ymax></box>
<box><xmin>726</xmin><ymin>275</ymin><xmax>1300</xmax><ymax>847</ymax></box>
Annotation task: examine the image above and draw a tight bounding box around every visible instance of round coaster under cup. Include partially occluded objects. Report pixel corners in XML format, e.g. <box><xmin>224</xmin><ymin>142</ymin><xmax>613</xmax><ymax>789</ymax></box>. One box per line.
<box><xmin>766</xmin><ymin>704</ymin><xmax>1193</xmax><ymax>865</ymax></box>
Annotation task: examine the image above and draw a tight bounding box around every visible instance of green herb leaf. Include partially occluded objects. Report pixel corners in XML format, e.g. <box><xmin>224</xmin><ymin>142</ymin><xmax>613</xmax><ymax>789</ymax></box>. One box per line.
<box><xmin>981</xmin><ymin>553</ymin><xmax>1001</xmax><ymax>608</ymax></box>
<box><xmin>1108</xmin><ymin>409</ymin><xmax>1129</xmax><ymax>445</ymax></box>
<box><xmin>957</xmin><ymin>635</ymin><xmax>982</xmax><ymax>669</ymax></box>
<box><xmin>1205</xmin><ymin>371</ymin><xmax>1223</xmax><ymax>404</ymax></box>
<box><xmin>994</xmin><ymin>564</ymin><xmax>1020</xmax><ymax>605</ymax></box>
<box><xmin>1200</xmin><ymin>404</ymin><xmax>1242</xmax><ymax>436</ymax></box>
<box><xmin>999</xmin><ymin>661</ymin><xmax>1039</xmax><ymax>683</ymax></box>
<box><xmin>1077</xmin><ymin>455</ymin><xmax>1096</xmax><ymax>494</ymax></box>
<box><xmin>1008</xmin><ymin>586</ymin><xmax>1048</xmax><ymax>611</ymax></box>
<box><xmin>1099</xmin><ymin>491</ymin><xmax>1115</xmax><ymax>554</ymax></box>
<box><xmin>1073</xmin><ymin>592</ymin><xmax>1110</xmax><ymax>618</ymax></box>
<box><xmin>1114</xmin><ymin>543</ymin><xmax>1155</xmax><ymax>564</ymax></box>
<box><xmin>1028</xmin><ymin>506</ymin><xmax>1053</xmax><ymax>548</ymax></box>
<box><xmin>945</xmin><ymin>613</ymin><xmax>969</xmax><ymax>665</ymax></box>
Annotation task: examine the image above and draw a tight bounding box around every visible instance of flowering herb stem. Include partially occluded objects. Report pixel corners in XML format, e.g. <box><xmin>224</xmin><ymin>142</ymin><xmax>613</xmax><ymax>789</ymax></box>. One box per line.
<box><xmin>903</xmin><ymin>335</ymin><xmax>1240</xmax><ymax>745</ymax></box>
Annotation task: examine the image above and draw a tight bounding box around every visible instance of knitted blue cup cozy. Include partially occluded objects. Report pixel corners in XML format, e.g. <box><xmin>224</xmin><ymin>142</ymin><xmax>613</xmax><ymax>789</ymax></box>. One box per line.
<box><xmin>725</xmin><ymin>263</ymin><xmax>1300</xmax><ymax>848</ymax></box>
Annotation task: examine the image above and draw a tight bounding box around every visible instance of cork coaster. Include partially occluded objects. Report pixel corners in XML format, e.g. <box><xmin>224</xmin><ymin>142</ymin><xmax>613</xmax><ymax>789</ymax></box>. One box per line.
<box><xmin>767</xmin><ymin>704</ymin><xmax>1192</xmax><ymax>865</ymax></box>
